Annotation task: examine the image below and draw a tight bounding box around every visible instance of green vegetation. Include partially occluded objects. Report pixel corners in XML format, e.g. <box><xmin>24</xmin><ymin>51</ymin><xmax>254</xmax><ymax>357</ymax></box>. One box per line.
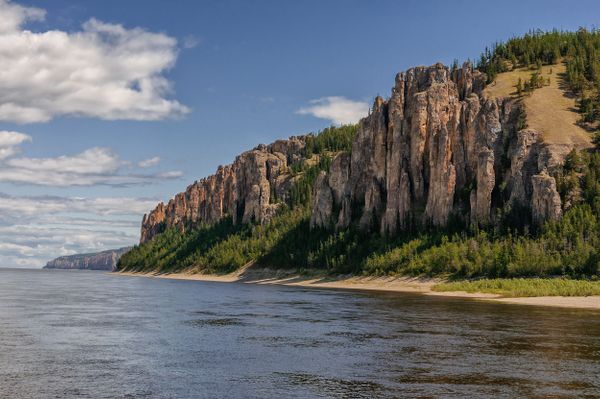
<box><xmin>515</xmin><ymin>77</ymin><xmax>523</xmax><ymax>96</ymax></box>
<box><xmin>285</xmin><ymin>124</ymin><xmax>356</xmax><ymax>206</ymax></box>
<box><xmin>303</xmin><ymin>124</ymin><xmax>357</xmax><ymax>156</ymax></box>
<box><xmin>287</xmin><ymin>155</ymin><xmax>332</xmax><ymax>208</ymax></box>
<box><xmin>433</xmin><ymin>278</ymin><xmax>600</xmax><ymax>297</ymax></box>
<box><xmin>119</xmin><ymin>208</ymin><xmax>311</xmax><ymax>274</ymax></box>
<box><xmin>522</xmin><ymin>70</ymin><xmax>548</xmax><ymax>94</ymax></box>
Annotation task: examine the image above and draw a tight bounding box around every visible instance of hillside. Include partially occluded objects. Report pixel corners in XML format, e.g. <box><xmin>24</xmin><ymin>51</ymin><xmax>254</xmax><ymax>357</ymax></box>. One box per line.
<box><xmin>119</xmin><ymin>30</ymin><xmax>600</xmax><ymax>280</ymax></box>
<box><xmin>484</xmin><ymin>62</ymin><xmax>591</xmax><ymax>150</ymax></box>
<box><xmin>45</xmin><ymin>247</ymin><xmax>131</xmax><ymax>271</ymax></box>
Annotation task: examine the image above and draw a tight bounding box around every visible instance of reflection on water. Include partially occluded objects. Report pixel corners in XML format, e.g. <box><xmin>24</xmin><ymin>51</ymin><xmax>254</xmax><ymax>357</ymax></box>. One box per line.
<box><xmin>0</xmin><ymin>268</ymin><xmax>598</xmax><ymax>398</ymax></box>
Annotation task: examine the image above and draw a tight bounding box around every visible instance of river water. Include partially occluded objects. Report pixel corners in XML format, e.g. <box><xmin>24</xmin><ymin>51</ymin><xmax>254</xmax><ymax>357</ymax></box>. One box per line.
<box><xmin>0</xmin><ymin>268</ymin><xmax>598</xmax><ymax>398</ymax></box>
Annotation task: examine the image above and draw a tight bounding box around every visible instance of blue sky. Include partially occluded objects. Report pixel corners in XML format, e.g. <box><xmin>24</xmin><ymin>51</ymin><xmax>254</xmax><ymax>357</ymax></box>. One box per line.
<box><xmin>1</xmin><ymin>0</ymin><xmax>599</xmax><ymax>267</ymax></box>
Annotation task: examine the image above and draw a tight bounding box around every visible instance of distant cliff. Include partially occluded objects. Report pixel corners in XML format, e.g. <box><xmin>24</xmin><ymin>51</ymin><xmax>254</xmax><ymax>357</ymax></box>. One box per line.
<box><xmin>44</xmin><ymin>247</ymin><xmax>131</xmax><ymax>271</ymax></box>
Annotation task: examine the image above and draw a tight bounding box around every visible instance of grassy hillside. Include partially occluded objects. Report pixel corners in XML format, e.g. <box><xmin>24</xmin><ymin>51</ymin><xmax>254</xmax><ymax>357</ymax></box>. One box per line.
<box><xmin>484</xmin><ymin>62</ymin><xmax>591</xmax><ymax>149</ymax></box>
<box><xmin>477</xmin><ymin>28</ymin><xmax>600</xmax><ymax>136</ymax></box>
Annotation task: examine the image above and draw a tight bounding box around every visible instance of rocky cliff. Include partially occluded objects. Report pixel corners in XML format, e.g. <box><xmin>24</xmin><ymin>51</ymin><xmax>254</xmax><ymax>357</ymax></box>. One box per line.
<box><xmin>44</xmin><ymin>247</ymin><xmax>131</xmax><ymax>271</ymax></box>
<box><xmin>141</xmin><ymin>62</ymin><xmax>571</xmax><ymax>244</ymax></box>
<box><xmin>140</xmin><ymin>137</ymin><xmax>307</xmax><ymax>243</ymax></box>
<box><xmin>310</xmin><ymin>62</ymin><xmax>566</xmax><ymax>233</ymax></box>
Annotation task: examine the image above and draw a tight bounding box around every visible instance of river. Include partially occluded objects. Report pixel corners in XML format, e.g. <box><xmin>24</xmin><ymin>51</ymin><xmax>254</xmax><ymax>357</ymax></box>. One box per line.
<box><xmin>0</xmin><ymin>268</ymin><xmax>598</xmax><ymax>398</ymax></box>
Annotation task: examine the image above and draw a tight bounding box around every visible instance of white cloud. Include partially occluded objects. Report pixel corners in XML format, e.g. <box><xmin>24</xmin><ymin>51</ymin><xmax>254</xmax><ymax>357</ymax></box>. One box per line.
<box><xmin>0</xmin><ymin>130</ymin><xmax>30</xmax><ymax>159</ymax></box>
<box><xmin>0</xmin><ymin>193</ymin><xmax>159</xmax><ymax>217</ymax></box>
<box><xmin>0</xmin><ymin>0</ymin><xmax>44</xmax><ymax>33</ymax></box>
<box><xmin>0</xmin><ymin>130</ymin><xmax>31</xmax><ymax>147</ymax></box>
<box><xmin>7</xmin><ymin>147</ymin><xmax>120</xmax><ymax>174</ymax></box>
<box><xmin>138</xmin><ymin>156</ymin><xmax>161</xmax><ymax>168</ymax></box>
<box><xmin>297</xmin><ymin>96</ymin><xmax>369</xmax><ymax>125</ymax></box>
<box><xmin>0</xmin><ymin>145</ymin><xmax>182</xmax><ymax>186</ymax></box>
<box><xmin>0</xmin><ymin>0</ymin><xmax>189</xmax><ymax>123</ymax></box>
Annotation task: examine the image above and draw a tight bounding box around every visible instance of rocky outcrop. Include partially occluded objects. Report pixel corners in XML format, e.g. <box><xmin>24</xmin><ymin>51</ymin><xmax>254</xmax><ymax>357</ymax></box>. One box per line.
<box><xmin>470</xmin><ymin>148</ymin><xmax>495</xmax><ymax>225</ymax></box>
<box><xmin>309</xmin><ymin>172</ymin><xmax>333</xmax><ymax>229</ymax></box>
<box><xmin>44</xmin><ymin>247</ymin><xmax>131</xmax><ymax>271</ymax></box>
<box><xmin>531</xmin><ymin>172</ymin><xmax>562</xmax><ymax>225</ymax></box>
<box><xmin>140</xmin><ymin>137</ymin><xmax>306</xmax><ymax>243</ymax></box>
<box><xmin>141</xmin><ymin>203</ymin><xmax>166</xmax><ymax>243</ymax></box>
<box><xmin>311</xmin><ymin>62</ymin><xmax>566</xmax><ymax>232</ymax></box>
<box><xmin>141</xmin><ymin>62</ymin><xmax>571</xmax><ymax>245</ymax></box>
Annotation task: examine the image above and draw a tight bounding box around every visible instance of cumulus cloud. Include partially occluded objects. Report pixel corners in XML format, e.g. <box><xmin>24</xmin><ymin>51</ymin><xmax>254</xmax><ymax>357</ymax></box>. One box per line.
<box><xmin>297</xmin><ymin>96</ymin><xmax>369</xmax><ymax>125</ymax></box>
<box><xmin>0</xmin><ymin>146</ymin><xmax>182</xmax><ymax>186</ymax></box>
<box><xmin>0</xmin><ymin>130</ymin><xmax>31</xmax><ymax>159</ymax></box>
<box><xmin>0</xmin><ymin>0</ymin><xmax>189</xmax><ymax>123</ymax></box>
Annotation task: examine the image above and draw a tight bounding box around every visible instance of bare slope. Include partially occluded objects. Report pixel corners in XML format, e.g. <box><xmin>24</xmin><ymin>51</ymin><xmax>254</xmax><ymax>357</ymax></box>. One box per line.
<box><xmin>484</xmin><ymin>63</ymin><xmax>592</xmax><ymax>149</ymax></box>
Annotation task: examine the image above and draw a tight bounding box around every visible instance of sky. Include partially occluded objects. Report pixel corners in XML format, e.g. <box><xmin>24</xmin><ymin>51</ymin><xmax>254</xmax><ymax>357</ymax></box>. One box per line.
<box><xmin>1</xmin><ymin>0</ymin><xmax>600</xmax><ymax>268</ymax></box>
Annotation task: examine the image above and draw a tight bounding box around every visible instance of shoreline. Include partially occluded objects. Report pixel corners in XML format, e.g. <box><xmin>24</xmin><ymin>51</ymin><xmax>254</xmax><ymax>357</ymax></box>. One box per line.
<box><xmin>115</xmin><ymin>269</ymin><xmax>600</xmax><ymax>310</ymax></box>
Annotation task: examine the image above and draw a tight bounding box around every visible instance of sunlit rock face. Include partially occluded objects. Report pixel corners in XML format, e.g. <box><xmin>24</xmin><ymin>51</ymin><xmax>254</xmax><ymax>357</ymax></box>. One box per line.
<box><xmin>140</xmin><ymin>137</ymin><xmax>306</xmax><ymax>243</ymax></box>
<box><xmin>311</xmin><ymin>62</ymin><xmax>565</xmax><ymax>232</ymax></box>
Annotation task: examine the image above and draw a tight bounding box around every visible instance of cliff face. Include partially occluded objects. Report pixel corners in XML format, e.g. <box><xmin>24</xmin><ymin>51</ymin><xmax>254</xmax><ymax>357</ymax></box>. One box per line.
<box><xmin>310</xmin><ymin>63</ymin><xmax>564</xmax><ymax>232</ymax></box>
<box><xmin>140</xmin><ymin>137</ymin><xmax>306</xmax><ymax>243</ymax></box>
<box><xmin>141</xmin><ymin>62</ymin><xmax>569</xmax><ymax>244</ymax></box>
<box><xmin>44</xmin><ymin>247</ymin><xmax>131</xmax><ymax>271</ymax></box>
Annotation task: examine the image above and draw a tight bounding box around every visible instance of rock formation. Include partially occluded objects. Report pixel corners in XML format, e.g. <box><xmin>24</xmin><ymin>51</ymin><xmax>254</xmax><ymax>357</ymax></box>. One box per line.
<box><xmin>140</xmin><ymin>137</ymin><xmax>306</xmax><ymax>243</ymax></box>
<box><xmin>44</xmin><ymin>247</ymin><xmax>131</xmax><ymax>271</ymax></box>
<box><xmin>531</xmin><ymin>172</ymin><xmax>562</xmax><ymax>224</ymax></box>
<box><xmin>311</xmin><ymin>62</ymin><xmax>566</xmax><ymax>232</ymax></box>
<box><xmin>140</xmin><ymin>62</ymin><xmax>572</xmax><ymax>244</ymax></box>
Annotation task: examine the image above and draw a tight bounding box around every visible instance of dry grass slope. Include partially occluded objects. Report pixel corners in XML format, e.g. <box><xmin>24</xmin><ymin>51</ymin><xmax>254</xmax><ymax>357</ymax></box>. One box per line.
<box><xmin>484</xmin><ymin>63</ymin><xmax>592</xmax><ymax>149</ymax></box>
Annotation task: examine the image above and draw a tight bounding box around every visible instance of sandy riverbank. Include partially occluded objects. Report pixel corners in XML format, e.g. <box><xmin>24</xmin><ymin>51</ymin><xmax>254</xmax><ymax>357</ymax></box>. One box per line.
<box><xmin>116</xmin><ymin>269</ymin><xmax>600</xmax><ymax>310</ymax></box>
